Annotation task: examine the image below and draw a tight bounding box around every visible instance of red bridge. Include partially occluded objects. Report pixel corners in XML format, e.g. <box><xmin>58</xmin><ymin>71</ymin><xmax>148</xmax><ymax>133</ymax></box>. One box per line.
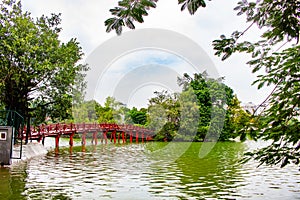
<box><xmin>21</xmin><ymin>123</ymin><xmax>154</xmax><ymax>149</ymax></box>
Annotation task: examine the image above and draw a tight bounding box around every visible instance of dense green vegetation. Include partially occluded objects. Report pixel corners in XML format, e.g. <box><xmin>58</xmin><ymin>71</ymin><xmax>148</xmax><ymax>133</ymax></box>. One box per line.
<box><xmin>0</xmin><ymin>1</ymin><xmax>87</xmax><ymax>143</ymax></box>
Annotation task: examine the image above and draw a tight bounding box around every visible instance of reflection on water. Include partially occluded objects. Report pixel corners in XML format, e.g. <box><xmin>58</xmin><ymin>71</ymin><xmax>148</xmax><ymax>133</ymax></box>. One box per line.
<box><xmin>0</xmin><ymin>162</ymin><xmax>27</xmax><ymax>200</ymax></box>
<box><xmin>0</xmin><ymin>142</ymin><xmax>299</xmax><ymax>199</ymax></box>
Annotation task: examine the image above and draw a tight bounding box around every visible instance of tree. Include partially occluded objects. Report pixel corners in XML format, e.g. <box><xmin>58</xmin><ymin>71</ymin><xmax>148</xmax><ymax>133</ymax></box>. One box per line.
<box><xmin>106</xmin><ymin>0</ymin><xmax>300</xmax><ymax>168</ymax></box>
<box><xmin>72</xmin><ymin>100</ymin><xmax>99</xmax><ymax>123</ymax></box>
<box><xmin>95</xmin><ymin>96</ymin><xmax>127</xmax><ymax>123</ymax></box>
<box><xmin>148</xmin><ymin>90</ymin><xmax>181</xmax><ymax>140</ymax></box>
<box><xmin>175</xmin><ymin>86</ymin><xmax>200</xmax><ymax>141</ymax></box>
<box><xmin>212</xmin><ymin>0</ymin><xmax>299</xmax><ymax>168</ymax></box>
<box><xmin>105</xmin><ymin>0</ymin><xmax>206</xmax><ymax>35</ymax></box>
<box><xmin>127</xmin><ymin>107</ymin><xmax>147</xmax><ymax>125</ymax></box>
<box><xmin>147</xmin><ymin>72</ymin><xmax>238</xmax><ymax>142</ymax></box>
<box><xmin>224</xmin><ymin>95</ymin><xmax>252</xmax><ymax>141</ymax></box>
<box><xmin>178</xmin><ymin>72</ymin><xmax>236</xmax><ymax>141</ymax></box>
<box><xmin>0</xmin><ymin>1</ymin><xmax>87</xmax><ymax>141</ymax></box>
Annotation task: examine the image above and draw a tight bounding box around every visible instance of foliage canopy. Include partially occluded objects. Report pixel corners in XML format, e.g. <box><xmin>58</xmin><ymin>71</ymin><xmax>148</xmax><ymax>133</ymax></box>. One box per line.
<box><xmin>0</xmin><ymin>0</ymin><xmax>87</xmax><ymax>128</ymax></box>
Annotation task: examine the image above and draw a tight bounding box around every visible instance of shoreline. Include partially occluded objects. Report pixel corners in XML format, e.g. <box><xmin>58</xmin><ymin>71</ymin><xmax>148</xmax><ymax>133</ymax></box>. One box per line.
<box><xmin>8</xmin><ymin>142</ymin><xmax>49</xmax><ymax>167</ymax></box>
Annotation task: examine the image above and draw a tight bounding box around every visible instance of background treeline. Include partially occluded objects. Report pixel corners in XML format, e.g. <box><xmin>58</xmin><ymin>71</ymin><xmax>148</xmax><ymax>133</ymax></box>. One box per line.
<box><xmin>72</xmin><ymin>72</ymin><xmax>253</xmax><ymax>142</ymax></box>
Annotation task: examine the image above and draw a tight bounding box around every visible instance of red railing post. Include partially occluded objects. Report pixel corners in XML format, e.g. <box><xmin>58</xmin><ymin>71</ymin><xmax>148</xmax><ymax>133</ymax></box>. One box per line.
<box><xmin>122</xmin><ymin>131</ymin><xmax>125</xmax><ymax>143</ymax></box>
<box><xmin>103</xmin><ymin>130</ymin><xmax>108</xmax><ymax>144</ymax></box>
<box><xmin>82</xmin><ymin>131</ymin><xmax>86</xmax><ymax>146</ymax></box>
<box><xmin>130</xmin><ymin>130</ymin><xmax>133</xmax><ymax>143</ymax></box>
<box><xmin>69</xmin><ymin>132</ymin><xmax>74</xmax><ymax>146</ymax></box>
<box><xmin>55</xmin><ymin>134</ymin><xmax>60</xmax><ymax>148</ymax></box>
<box><xmin>113</xmin><ymin>130</ymin><xmax>116</xmax><ymax>144</ymax></box>
<box><xmin>92</xmin><ymin>131</ymin><xmax>98</xmax><ymax>145</ymax></box>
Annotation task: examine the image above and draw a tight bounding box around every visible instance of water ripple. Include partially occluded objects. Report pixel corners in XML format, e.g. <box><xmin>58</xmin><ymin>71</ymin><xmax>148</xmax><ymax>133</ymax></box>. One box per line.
<box><xmin>2</xmin><ymin>142</ymin><xmax>299</xmax><ymax>200</ymax></box>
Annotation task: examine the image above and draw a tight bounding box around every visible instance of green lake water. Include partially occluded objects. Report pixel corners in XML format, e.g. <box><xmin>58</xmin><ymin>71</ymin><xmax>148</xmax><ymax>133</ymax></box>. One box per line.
<box><xmin>0</xmin><ymin>141</ymin><xmax>299</xmax><ymax>199</ymax></box>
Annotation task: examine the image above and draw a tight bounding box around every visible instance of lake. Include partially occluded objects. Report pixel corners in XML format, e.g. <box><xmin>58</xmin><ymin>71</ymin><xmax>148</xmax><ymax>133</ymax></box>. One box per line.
<box><xmin>0</xmin><ymin>141</ymin><xmax>299</xmax><ymax>199</ymax></box>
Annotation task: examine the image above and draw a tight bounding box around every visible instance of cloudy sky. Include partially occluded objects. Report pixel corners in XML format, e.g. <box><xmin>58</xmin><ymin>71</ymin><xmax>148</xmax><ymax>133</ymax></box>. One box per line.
<box><xmin>22</xmin><ymin>0</ymin><xmax>270</xmax><ymax>108</ymax></box>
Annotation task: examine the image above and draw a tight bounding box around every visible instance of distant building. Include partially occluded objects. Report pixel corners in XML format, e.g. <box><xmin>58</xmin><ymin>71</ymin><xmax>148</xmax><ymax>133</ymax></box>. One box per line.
<box><xmin>241</xmin><ymin>102</ymin><xmax>257</xmax><ymax>114</ymax></box>
<box><xmin>241</xmin><ymin>102</ymin><xmax>268</xmax><ymax>115</ymax></box>
<box><xmin>242</xmin><ymin>102</ymin><xmax>299</xmax><ymax>119</ymax></box>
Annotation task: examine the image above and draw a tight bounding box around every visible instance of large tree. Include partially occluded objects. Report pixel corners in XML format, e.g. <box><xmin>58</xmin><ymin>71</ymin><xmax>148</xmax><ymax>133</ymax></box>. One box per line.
<box><xmin>106</xmin><ymin>0</ymin><xmax>300</xmax><ymax>168</ymax></box>
<box><xmin>147</xmin><ymin>72</ymin><xmax>238</xmax><ymax>142</ymax></box>
<box><xmin>178</xmin><ymin>72</ymin><xmax>236</xmax><ymax>142</ymax></box>
<box><xmin>0</xmin><ymin>1</ymin><xmax>87</xmax><ymax>141</ymax></box>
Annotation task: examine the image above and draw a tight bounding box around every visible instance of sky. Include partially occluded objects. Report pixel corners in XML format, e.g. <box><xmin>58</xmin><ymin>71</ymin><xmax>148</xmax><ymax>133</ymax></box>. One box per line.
<box><xmin>21</xmin><ymin>0</ymin><xmax>271</xmax><ymax>108</ymax></box>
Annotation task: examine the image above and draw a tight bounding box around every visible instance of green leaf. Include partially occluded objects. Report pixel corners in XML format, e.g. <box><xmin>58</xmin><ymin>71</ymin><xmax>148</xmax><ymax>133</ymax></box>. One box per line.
<box><xmin>257</xmin><ymin>82</ymin><xmax>265</xmax><ymax>89</ymax></box>
<box><xmin>178</xmin><ymin>0</ymin><xmax>206</xmax><ymax>15</ymax></box>
<box><xmin>125</xmin><ymin>18</ymin><xmax>135</xmax><ymax>29</ymax></box>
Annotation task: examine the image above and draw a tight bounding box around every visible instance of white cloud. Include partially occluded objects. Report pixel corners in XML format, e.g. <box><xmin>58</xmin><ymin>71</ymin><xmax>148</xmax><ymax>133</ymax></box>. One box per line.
<box><xmin>88</xmin><ymin>48</ymin><xmax>205</xmax><ymax>107</ymax></box>
<box><xmin>21</xmin><ymin>0</ymin><xmax>272</xmax><ymax>107</ymax></box>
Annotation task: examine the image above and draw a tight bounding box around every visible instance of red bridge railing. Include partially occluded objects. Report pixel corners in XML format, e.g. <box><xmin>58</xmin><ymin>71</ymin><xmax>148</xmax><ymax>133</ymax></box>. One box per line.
<box><xmin>21</xmin><ymin>123</ymin><xmax>154</xmax><ymax>148</ymax></box>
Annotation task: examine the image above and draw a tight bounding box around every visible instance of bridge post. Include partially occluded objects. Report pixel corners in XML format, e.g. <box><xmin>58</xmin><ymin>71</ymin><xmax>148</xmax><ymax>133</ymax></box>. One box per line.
<box><xmin>95</xmin><ymin>132</ymin><xmax>98</xmax><ymax>145</ymax></box>
<box><xmin>130</xmin><ymin>130</ymin><xmax>133</xmax><ymax>143</ymax></box>
<box><xmin>55</xmin><ymin>134</ymin><xmax>60</xmax><ymax>148</ymax></box>
<box><xmin>82</xmin><ymin>131</ymin><xmax>86</xmax><ymax>146</ymax></box>
<box><xmin>122</xmin><ymin>132</ymin><xmax>125</xmax><ymax>143</ymax></box>
<box><xmin>142</xmin><ymin>132</ymin><xmax>144</xmax><ymax>143</ymax></box>
<box><xmin>69</xmin><ymin>132</ymin><xmax>74</xmax><ymax>146</ymax></box>
<box><xmin>102</xmin><ymin>130</ymin><xmax>108</xmax><ymax>144</ymax></box>
<box><xmin>37</xmin><ymin>128</ymin><xmax>43</xmax><ymax>143</ymax></box>
<box><xmin>113</xmin><ymin>130</ymin><xmax>116</xmax><ymax>144</ymax></box>
<box><xmin>136</xmin><ymin>131</ymin><xmax>138</xmax><ymax>143</ymax></box>
<box><xmin>92</xmin><ymin>131</ymin><xmax>98</xmax><ymax>145</ymax></box>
